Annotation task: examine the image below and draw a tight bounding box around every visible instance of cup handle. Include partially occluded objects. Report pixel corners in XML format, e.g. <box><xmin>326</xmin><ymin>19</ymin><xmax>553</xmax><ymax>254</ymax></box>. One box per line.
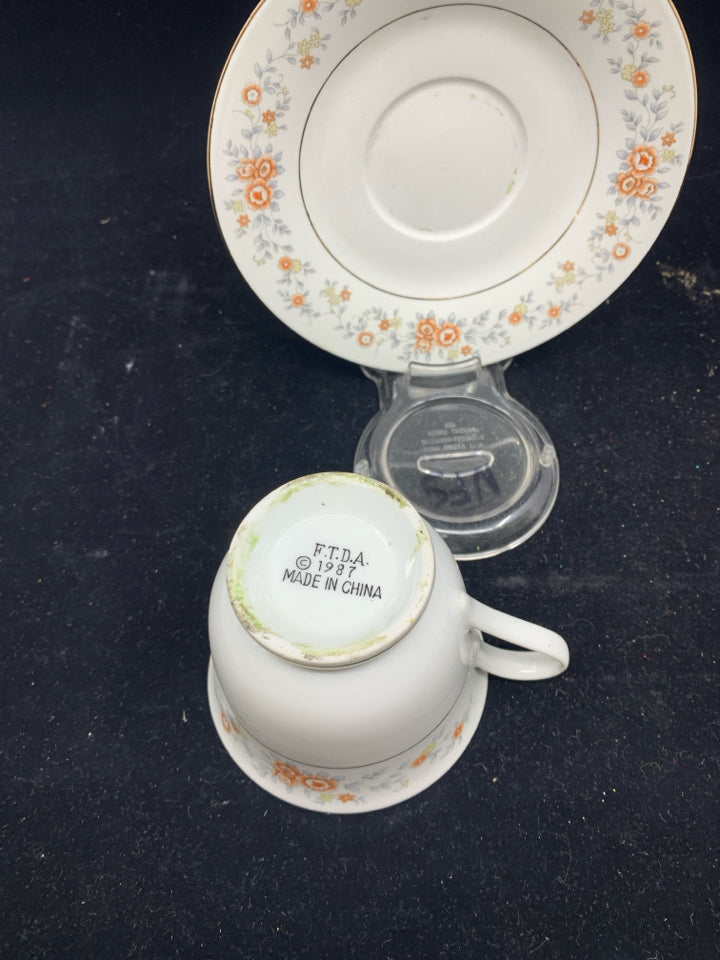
<box><xmin>466</xmin><ymin>598</ymin><xmax>569</xmax><ymax>681</ymax></box>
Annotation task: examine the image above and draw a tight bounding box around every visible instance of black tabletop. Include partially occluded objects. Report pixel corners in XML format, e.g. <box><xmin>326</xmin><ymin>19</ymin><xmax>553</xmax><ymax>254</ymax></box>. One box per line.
<box><xmin>3</xmin><ymin>2</ymin><xmax>718</xmax><ymax>958</ymax></box>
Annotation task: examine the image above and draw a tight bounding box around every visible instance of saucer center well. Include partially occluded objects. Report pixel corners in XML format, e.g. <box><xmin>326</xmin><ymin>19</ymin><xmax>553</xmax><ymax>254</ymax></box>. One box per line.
<box><xmin>365</xmin><ymin>78</ymin><xmax>526</xmax><ymax>241</ymax></box>
<box><xmin>299</xmin><ymin>5</ymin><xmax>597</xmax><ymax>300</ymax></box>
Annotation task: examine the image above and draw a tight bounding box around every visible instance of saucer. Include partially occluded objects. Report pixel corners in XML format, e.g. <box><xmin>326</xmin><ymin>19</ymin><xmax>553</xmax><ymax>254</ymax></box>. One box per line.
<box><xmin>208</xmin><ymin>0</ymin><xmax>696</xmax><ymax>371</ymax></box>
<box><xmin>207</xmin><ymin>658</ymin><xmax>488</xmax><ymax>813</ymax></box>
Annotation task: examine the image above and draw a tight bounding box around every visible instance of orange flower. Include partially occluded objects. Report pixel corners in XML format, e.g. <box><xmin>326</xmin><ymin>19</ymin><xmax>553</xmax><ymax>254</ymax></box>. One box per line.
<box><xmin>461</xmin><ymin>345</ymin><xmax>473</xmax><ymax>356</ymax></box>
<box><xmin>436</xmin><ymin>323</ymin><xmax>461</xmax><ymax>348</ymax></box>
<box><xmin>617</xmin><ymin>170</ymin><xmax>642</xmax><ymax>198</ymax></box>
<box><xmin>221</xmin><ymin>712</ymin><xmax>242</xmax><ymax>734</ymax></box>
<box><xmin>628</xmin><ymin>145</ymin><xmax>659</xmax><ymax>177</ymax></box>
<box><xmin>236</xmin><ymin>159</ymin><xmax>258</xmax><ymax>181</ymax></box>
<box><xmin>273</xmin><ymin>761</ymin><xmax>302</xmax><ymax>786</ymax></box>
<box><xmin>632</xmin><ymin>69</ymin><xmax>650</xmax><ymax>88</ymax></box>
<box><xmin>238</xmin><ymin>214</ymin><xmax>251</xmax><ymax>228</ymax></box>
<box><xmin>301</xmin><ymin>54</ymin><xmax>315</xmax><ymax>69</ymax></box>
<box><xmin>262</xmin><ymin>109</ymin><xmax>277</xmax><ymax>124</ymax></box>
<box><xmin>563</xmin><ymin>261</ymin><xmax>575</xmax><ymax>273</ymax></box>
<box><xmin>292</xmin><ymin>294</ymin><xmax>305</xmax><ymax>307</ymax></box>
<box><xmin>635</xmin><ymin>178</ymin><xmax>658</xmax><ymax>200</ymax></box>
<box><xmin>579</xmin><ymin>10</ymin><xmax>595</xmax><ymax>26</ymax></box>
<box><xmin>340</xmin><ymin>287</ymin><xmax>351</xmax><ymax>302</ymax></box>
<box><xmin>613</xmin><ymin>242</ymin><xmax>631</xmax><ymax>260</ymax></box>
<box><xmin>339</xmin><ymin>793</ymin><xmax>356</xmax><ymax>803</ymax></box>
<box><xmin>379</xmin><ymin>318</ymin><xmax>392</xmax><ymax>331</ymax></box>
<box><xmin>412</xmin><ymin>753</ymin><xmax>428</xmax><ymax>767</ymax></box>
<box><xmin>245</xmin><ymin>179</ymin><xmax>274</xmax><ymax>210</ymax></box>
<box><xmin>256</xmin><ymin>155</ymin><xmax>278</xmax><ymax>181</ymax></box>
<box><xmin>453</xmin><ymin>723</ymin><xmax>464</xmax><ymax>739</ymax></box>
<box><xmin>301</xmin><ymin>0</ymin><xmax>318</xmax><ymax>11</ymax></box>
<box><xmin>279</xmin><ymin>256</ymin><xmax>293</xmax><ymax>271</ymax></box>
<box><xmin>633</xmin><ymin>21</ymin><xmax>651</xmax><ymax>39</ymax></box>
<box><xmin>416</xmin><ymin>317</ymin><xmax>438</xmax><ymax>340</ymax></box>
<box><xmin>358</xmin><ymin>330</ymin><xmax>374</xmax><ymax>347</ymax></box>
<box><xmin>508</xmin><ymin>311</ymin><xmax>524</xmax><ymax>326</ymax></box>
<box><xmin>605</xmin><ymin>222</ymin><xmax>619</xmax><ymax>237</ymax></box>
<box><xmin>415</xmin><ymin>337</ymin><xmax>434</xmax><ymax>353</ymax></box>
<box><xmin>301</xmin><ymin>773</ymin><xmax>339</xmax><ymax>792</ymax></box>
<box><xmin>242</xmin><ymin>83</ymin><xmax>263</xmax><ymax>106</ymax></box>
<box><xmin>548</xmin><ymin>305</ymin><xmax>562</xmax><ymax>320</ymax></box>
<box><xmin>662</xmin><ymin>131</ymin><xmax>676</xmax><ymax>147</ymax></box>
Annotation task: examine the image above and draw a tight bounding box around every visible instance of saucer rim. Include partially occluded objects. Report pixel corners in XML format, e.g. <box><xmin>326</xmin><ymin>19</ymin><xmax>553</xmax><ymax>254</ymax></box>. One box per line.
<box><xmin>208</xmin><ymin>0</ymin><xmax>696</xmax><ymax>371</ymax></box>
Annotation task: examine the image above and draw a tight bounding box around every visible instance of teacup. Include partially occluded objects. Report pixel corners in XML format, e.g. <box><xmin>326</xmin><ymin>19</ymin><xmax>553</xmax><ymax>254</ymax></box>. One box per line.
<box><xmin>207</xmin><ymin>472</ymin><xmax>568</xmax><ymax>812</ymax></box>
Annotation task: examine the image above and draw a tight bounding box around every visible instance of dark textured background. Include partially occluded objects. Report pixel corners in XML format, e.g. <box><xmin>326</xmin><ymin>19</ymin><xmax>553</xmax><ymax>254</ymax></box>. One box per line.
<box><xmin>2</xmin><ymin>1</ymin><xmax>718</xmax><ymax>957</ymax></box>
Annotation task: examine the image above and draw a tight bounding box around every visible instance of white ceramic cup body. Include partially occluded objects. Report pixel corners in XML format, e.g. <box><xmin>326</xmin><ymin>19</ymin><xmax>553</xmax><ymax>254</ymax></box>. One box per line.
<box><xmin>208</xmin><ymin>473</ymin><xmax>568</xmax><ymax>769</ymax></box>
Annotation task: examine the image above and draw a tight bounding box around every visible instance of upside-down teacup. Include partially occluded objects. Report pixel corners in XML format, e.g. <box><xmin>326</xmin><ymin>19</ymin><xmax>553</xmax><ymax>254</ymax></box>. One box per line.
<box><xmin>207</xmin><ymin>472</ymin><xmax>569</xmax><ymax>813</ymax></box>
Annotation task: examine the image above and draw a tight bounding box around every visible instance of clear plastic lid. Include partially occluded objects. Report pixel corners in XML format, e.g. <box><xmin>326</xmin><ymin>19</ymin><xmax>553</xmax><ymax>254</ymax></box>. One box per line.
<box><xmin>354</xmin><ymin>360</ymin><xmax>558</xmax><ymax>559</ymax></box>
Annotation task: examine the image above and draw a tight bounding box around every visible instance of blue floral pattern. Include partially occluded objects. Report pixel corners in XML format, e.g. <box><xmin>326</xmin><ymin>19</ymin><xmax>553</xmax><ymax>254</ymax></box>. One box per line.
<box><xmin>211</xmin><ymin>0</ymin><xmax>694</xmax><ymax>368</ymax></box>
<box><xmin>210</xmin><ymin>668</ymin><xmax>484</xmax><ymax>812</ymax></box>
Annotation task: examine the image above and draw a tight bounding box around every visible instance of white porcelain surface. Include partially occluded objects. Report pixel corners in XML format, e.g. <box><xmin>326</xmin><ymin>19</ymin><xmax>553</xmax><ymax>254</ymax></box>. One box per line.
<box><xmin>208</xmin><ymin>658</ymin><xmax>488</xmax><ymax>813</ymax></box>
<box><xmin>207</xmin><ymin>473</ymin><xmax>569</xmax><ymax>810</ymax></box>
<box><xmin>208</xmin><ymin>0</ymin><xmax>695</xmax><ymax>371</ymax></box>
<box><xmin>224</xmin><ymin>472</ymin><xmax>435</xmax><ymax>667</ymax></box>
